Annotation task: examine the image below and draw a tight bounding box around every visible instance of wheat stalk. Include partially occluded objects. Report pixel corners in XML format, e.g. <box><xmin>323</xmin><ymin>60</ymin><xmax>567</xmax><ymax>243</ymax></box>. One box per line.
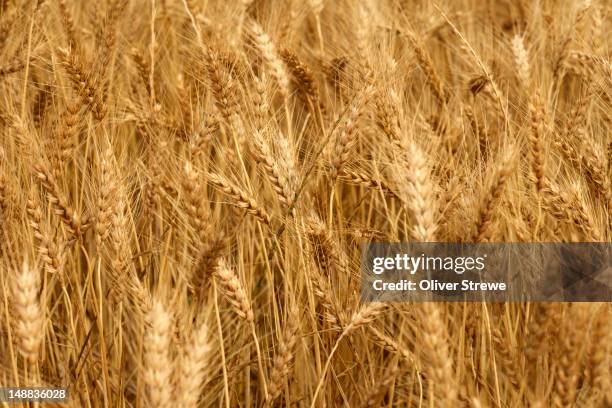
<box><xmin>310</xmin><ymin>302</ymin><xmax>388</xmax><ymax>407</ymax></box>
<box><xmin>529</xmin><ymin>94</ymin><xmax>546</xmax><ymax>192</ymax></box>
<box><xmin>213</xmin><ymin>260</ymin><xmax>254</xmax><ymax>322</ymax></box>
<box><xmin>418</xmin><ymin>303</ymin><xmax>459</xmax><ymax>407</ymax></box>
<box><xmin>176</xmin><ymin>321</ymin><xmax>211</xmax><ymax>408</ymax></box>
<box><xmin>248</xmin><ymin>20</ymin><xmax>290</xmax><ymax>98</ymax></box>
<box><xmin>145</xmin><ymin>300</ymin><xmax>175</xmax><ymax>408</ymax></box>
<box><xmin>266</xmin><ymin>307</ymin><xmax>299</xmax><ymax>406</ymax></box>
<box><xmin>33</xmin><ymin>162</ymin><xmax>89</xmax><ymax>236</ymax></box>
<box><xmin>96</xmin><ymin>146</ymin><xmax>116</xmax><ymax>246</ymax></box>
<box><xmin>511</xmin><ymin>35</ymin><xmax>531</xmax><ymax>88</ymax></box>
<box><xmin>207</xmin><ymin>172</ymin><xmax>271</xmax><ymax>225</ymax></box>
<box><xmin>474</xmin><ymin>150</ymin><xmax>515</xmax><ymax>242</ymax></box>
<box><xmin>26</xmin><ymin>189</ymin><xmax>63</xmax><ymax>278</ymax></box>
<box><xmin>400</xmin><ymin>142</ymin><xmax>438</xmax><ymax>241</ymax></box>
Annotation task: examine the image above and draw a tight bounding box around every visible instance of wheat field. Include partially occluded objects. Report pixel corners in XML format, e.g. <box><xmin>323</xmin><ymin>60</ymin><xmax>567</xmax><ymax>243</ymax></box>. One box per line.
<box><xmin>0</xmin><ymin>0</ymin><xmax>610</xmax><ymax>406</ymax></box>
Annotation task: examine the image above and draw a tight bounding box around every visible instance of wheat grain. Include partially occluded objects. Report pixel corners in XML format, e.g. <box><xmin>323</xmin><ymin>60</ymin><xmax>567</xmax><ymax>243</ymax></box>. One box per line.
<box><xmin>266</xmin><ymin>307</ymin><xmax>299</xmax><ymax>405</ymax></box>
<box><xmin>11</xmin><ymin>261</ymin><xmax>43</xmax><ymax>366</ymax></box>
<box><xmin>33</xmin><ymin>162</ymin><xmax>89</xmax><ymax>236</ymax></box>
<box><xmin>474</xmin><ymin>151</ymin><xmax>515</xmax><ymax>242</ymax></box>
<box><xmin>206</xmin><ymin>172</ymin><xmax>271</xmax><ymax>225</ymax></box>
<box><xmin>96</xmin><ymin>146</ymin><xmax>116</xmax><ymax>246</ymax></box>
<box><xmin>529</xmin><ymin>94</ymin><xmax>546</xmax><ymax>192</ymax></box>
<box><xmin>145</xmin><ymin>300</ymin><xmax>175</xmax><ymax>408</ymax></box>
<box><xmin>26</xmin><ymin>189</ymin><xmax>63</xmax><ymax>278</ymax></box>
<box><xmin>213</xmin><ymin>260</ymin><xmax>254</xmax><ymax>322</ymax></box>
<box><xmin>511</xmin><ymin>35</ymin><xmax>531</xmax><ymax>88</ymax></box>
<box><xmin>418</xmin><ymin>303</ymin><xmax>459</xmax><ymax>407</ymax></box>
<box><xmin>399</xmin><ymin>142</ymin><xmax>438</xmax><ymax>242</ymax></box>
<box><xmin>176</xmin><ymin>321</ymin><xmax>211</xmax><ymax>408</ymax></box>
<box><xmin>248</xmin><ymin>20</ymin><xmax>290</xmax><ymax>98</ymax></box>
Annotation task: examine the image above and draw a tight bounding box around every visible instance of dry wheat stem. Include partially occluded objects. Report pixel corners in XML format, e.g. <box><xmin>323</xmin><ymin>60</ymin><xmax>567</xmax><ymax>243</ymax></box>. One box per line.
<box><xmin>310</xmin><ymin>302</ymin><xmax>388</xmax><ymax>407</ymax></box>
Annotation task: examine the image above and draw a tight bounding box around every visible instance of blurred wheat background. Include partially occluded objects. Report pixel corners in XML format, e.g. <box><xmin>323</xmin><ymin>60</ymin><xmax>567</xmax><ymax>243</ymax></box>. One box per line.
<box><xmin>0</xmin><ymin>0</ymin><xmax>610</xmax><ymax>406</ymax></box>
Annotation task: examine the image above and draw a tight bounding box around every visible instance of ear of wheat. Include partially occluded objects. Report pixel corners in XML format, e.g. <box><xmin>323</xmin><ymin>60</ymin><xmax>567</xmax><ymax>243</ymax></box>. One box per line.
<box><xmin>0</xmin><ymin>1</ymin><xmax>609</xmax><ymax>406</ymax></box>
